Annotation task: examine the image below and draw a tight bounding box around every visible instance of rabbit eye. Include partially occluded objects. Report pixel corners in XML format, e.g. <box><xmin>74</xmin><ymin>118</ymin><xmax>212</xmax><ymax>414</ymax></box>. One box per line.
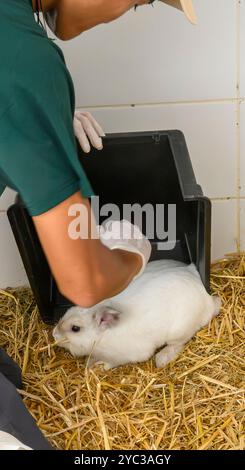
<box><xmin>71</xmin><ymin>325</ymin><xmax>80</xmax><ymax>333</ymax></box>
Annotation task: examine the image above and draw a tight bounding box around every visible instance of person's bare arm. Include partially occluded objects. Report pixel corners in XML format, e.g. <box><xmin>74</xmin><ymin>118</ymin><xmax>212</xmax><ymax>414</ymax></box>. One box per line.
<box><xmin>49</xmin><ymin>0</ymin><xmax>149</xmax><ymax>41</ymax></box>
<box><xmin>32</xmin><ymin>191</ymin><xmax>142</xmax><ymax>308</ymax></box>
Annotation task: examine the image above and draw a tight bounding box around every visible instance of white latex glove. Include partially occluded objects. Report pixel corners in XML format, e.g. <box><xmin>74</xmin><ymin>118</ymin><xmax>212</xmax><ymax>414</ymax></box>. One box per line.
<box><xmin>0</xmin><ymin>431</ymin><xmax>32</xmax><ymax>450</ymax></box>
<box><xmin>74</xmin><ymin>110</ymin><xmax>106</xmax><ymax>154</ymax></box>
<box><xmin>98</xmin><ymin>220</ymin><xmax>152</xmax><ymax>280</ymax></box>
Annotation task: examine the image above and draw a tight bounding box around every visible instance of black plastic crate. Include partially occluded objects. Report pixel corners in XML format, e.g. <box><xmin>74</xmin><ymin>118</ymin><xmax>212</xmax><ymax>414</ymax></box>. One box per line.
<box><xmin>7</xmin><ymin>130</ymin><xmax>211</xmax><ymax>324</ymax></box>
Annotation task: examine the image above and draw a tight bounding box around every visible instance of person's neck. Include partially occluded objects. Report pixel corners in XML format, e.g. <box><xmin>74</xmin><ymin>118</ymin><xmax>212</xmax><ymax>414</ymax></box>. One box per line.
<box><xmin>32</xmin><ymin>0</ymin><xmax>58</xmax><ymax>12</ymax></box>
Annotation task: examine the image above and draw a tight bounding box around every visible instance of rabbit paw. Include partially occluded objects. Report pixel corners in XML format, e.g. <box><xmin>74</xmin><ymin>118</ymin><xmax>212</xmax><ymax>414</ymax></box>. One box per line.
<box><xmin>155</xmin><ymin>344</ymin><xmax>184</xmax><ymax>368</ymax></box>
<box><xmin>102</xmin><ymin>362</ymin><xmax>115</xmax><ymax>371</ymax></box>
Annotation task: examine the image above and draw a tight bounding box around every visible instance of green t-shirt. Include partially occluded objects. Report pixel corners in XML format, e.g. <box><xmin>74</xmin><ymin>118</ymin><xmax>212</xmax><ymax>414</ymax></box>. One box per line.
<box><xmin>0</xmin><ymin>0</ymin><xmax>94</xmax><ymax>216</ymax></box>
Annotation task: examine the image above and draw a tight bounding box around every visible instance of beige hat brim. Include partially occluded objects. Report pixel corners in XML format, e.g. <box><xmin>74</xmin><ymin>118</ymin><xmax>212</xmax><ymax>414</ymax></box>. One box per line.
<box><xmin>160</xmin><ymin>0</ymin><xmax>197</xmax><ymax>25</ymax></box>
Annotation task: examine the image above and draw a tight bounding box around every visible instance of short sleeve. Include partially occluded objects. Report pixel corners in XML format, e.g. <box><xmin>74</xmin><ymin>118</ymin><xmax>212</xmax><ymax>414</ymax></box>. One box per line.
<box><xmin>0</xmin><ymin>36</ymin><xmax>94</xmax><ymax>216</ymax></box>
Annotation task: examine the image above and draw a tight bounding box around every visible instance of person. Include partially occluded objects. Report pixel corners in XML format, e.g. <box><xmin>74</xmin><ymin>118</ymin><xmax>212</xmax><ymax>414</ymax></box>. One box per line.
<box><xmin>0</xmin><ymin>1</ymin><xmax>152</xmax><ymax>451</ymax></box>
<box><xmin>0</xmin><ymin>0</ymin><xmax>153</xmax><ymax>312</ymax></box>
<box><xmin>0</xmin><ymin>0</ymin><xmax>196</xmax><ymax>451</ymax></box>
<box><xmin>0</xmin><ymin>0</ymin><xmax>196</xmax><ymax>310</ymax></box>
<box><xmin>0</xmin><ymin>350</ymin><xmax>52</xmax><ymax>450</ymax></box>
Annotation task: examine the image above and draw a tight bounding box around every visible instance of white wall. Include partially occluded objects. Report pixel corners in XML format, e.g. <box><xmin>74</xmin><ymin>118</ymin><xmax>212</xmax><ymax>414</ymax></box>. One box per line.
<box><xmin>0</xmin><ymin>0</ymin><xmax>244</xmax><ymax>287</ymax></box>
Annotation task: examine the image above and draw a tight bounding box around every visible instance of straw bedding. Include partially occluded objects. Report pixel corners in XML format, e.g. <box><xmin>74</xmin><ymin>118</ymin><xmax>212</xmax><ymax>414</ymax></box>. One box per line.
<box><xmin>0</xmin><ymin>253</ymin><xmax>244</xmax><ymax>450</ymax></box>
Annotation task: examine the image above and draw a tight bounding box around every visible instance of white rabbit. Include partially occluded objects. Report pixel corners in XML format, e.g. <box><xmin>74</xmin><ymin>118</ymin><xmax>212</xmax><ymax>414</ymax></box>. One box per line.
<box><xmin>53</xmin><ymin>260</ymin><xmax>221</xmax><ymax>369</ymax></box>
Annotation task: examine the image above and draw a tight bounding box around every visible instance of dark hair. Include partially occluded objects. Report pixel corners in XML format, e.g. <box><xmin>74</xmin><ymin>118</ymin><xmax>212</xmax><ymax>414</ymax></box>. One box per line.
<box><xmin>33</xmin><ymin>0</ymin><xmax>47</xmax><ymax>31</ymax></box>
<box><xmin>135</xmin><ymin>1</ymin><xmax>155</xmax><ymax>11</ymax></box>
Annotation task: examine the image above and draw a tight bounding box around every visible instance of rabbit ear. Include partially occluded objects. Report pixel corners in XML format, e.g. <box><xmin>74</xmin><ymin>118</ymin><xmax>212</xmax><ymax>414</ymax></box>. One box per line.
<box><xmin>95</xmin><ymin>307</ymin><xmax>121</xmax><ymax>330</ymax></box>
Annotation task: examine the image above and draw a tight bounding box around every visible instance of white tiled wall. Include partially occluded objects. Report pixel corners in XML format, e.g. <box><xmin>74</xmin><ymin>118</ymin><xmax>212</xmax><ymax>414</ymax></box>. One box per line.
<box><xmin>241</xmin><ymin>0</ymin><xmax>245</xmax><ymax>99</ymax></box>
<box><xmin>0</xmin><ymin>188</ymin><xmax>17</xmax><ymax>210</ymax></box>
<box><xmin>0</xmin><ymin>0</ymin><xmax>244</xmax><ymax>287</ymax></box>
<box><xmin>241</xmin><ymin>200</ymin><xmax>245</xmax><ymax>250</ymax></box>
<box><xmin>0</xmin><ymin>213</ymin><xmax>28</xmax><ymax>286</ymax></box>
<box><xmin>241</xmin><ymin>101</ymin><xmax>245</xmax><ymax>196</ymax></box>
<box><xmin>60</xmin><ymin>0</ymin><xmax>237</xmax><ymax>105</ymax></box>
<box><xmin>211</xmin><ymin>200</ymin><xmax>238</xmax><ymax>260</ymax></box>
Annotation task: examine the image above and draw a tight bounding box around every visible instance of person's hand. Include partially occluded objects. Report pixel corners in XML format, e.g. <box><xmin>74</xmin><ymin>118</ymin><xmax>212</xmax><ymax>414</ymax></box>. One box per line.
<box><xmin>73</xmin><ymin>110</ymin><xmax>106</xmax><ymax>154</ymax></box>
<box><xmin>98</xmin><ymin>219</ymin><xmax>152</xmax><ymax>280</ymax></box>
